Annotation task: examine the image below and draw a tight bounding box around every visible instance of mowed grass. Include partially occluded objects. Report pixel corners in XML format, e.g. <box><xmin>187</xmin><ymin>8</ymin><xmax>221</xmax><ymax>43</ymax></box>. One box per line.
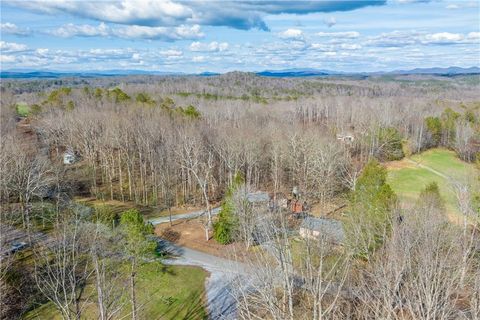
<box><xmin>410</xmin><ymin>149</ymin><xmax>475</xmax><ymax>181</ymax></box>
<box><xmin>24</xmin><ymin>263</ymin><xmax>208</xmax><ymax>320</ymax></box>
<box><xmin>387</xmin><ymin>148</ymin><xmax>479</xmax><ymax>219</ymax></box>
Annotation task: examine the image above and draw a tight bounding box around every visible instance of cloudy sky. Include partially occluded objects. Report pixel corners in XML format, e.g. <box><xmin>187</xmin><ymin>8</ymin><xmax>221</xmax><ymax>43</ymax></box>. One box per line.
<box><xmin>1</xmin><ymin>0</ymin><xmax>479</xmax><ymax>73</ymax></box>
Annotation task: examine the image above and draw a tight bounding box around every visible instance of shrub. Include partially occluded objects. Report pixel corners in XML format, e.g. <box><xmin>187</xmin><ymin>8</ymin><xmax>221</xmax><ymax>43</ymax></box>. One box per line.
<box><xmin>181</xmin><ymin>105</ymin><xmax>201</xmax><ymax>119</ymax></box>
<box><xmin>108</xmin><ymin>88</ymin><xmax>131</xmax><ymax>103</ymax></box>
<box><xmin>213</xmin><ymin>172</ymin><xmax>244</xmax><ymax>244</ymax></box>
<box><xmin>213</xmin><ymin>200</ymin><xmax>236</xmax><ymax>244</ymax></box>
<box><xmin>92</xmin><ymin>204</ymin><xmax>118</xmax><ymax>227</ymax></box>
<box><xmin>136</xmin><ymin>92</ymin><xmax>155</xmax><ymax>105</ymax></box>
<box><xmin>417</xmin><ymin>182</ymin><xmax>445</xmax><ymax>211</ymax></box>
<box><xmin>425</xmin><ymin>116</ymin><xmax>442</xmax><ymax>147</ymax></box>
<box><xmin>15</xmin><ymin>102</ymin><xmax>30</xmax><ymax>117</ymax></box>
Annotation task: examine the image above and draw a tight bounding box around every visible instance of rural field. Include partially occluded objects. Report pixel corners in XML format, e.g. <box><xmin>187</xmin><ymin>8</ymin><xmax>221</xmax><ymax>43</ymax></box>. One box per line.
<box><xmin>387</xmin><ymin>148</ymin><xmax>479</xmax><ymax>221</ymax></box>
<box><xmin>1</xmin><ymin>1</ymin><xmax>479</xmax><ymax>320</ymax></box>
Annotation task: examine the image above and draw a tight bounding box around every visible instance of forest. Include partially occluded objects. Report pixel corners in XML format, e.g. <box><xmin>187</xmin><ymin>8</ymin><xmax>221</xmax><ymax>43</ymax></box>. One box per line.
<box><xmin>1</xmin><ymin>73</ymin><xmax>479</xmax><ymax>320</ymax></box>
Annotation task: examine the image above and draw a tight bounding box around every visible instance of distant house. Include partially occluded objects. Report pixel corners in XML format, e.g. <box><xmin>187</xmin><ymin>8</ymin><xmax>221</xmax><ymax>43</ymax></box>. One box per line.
<box><xmin>336</xmin><ymin>133</ymin><xmax>354</xmax><ymax>143</ymax></box>
<box><xmin>63</xmin><ymin>149</ymin><xmax>76</xmax><ymax>164</ymax></box>
<box><xmin>299</xmin><ymin>217</ymin><xmax>345</xmax><ymax>243</ymax></box>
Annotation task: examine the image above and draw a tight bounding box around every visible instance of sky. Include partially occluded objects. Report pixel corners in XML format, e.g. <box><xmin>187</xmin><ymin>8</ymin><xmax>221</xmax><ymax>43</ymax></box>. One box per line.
<box><xmin>0</xmin><ymin>0</ymin><xmax>479</xmax><ymax>73</ymax></box>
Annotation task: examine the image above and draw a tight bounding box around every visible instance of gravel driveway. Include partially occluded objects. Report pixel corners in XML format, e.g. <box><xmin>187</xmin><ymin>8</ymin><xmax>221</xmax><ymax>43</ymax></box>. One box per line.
<box><xmin>157</xmin><ymin>239</ymin><xmax>246</xmax><ymax>320</ymax></box>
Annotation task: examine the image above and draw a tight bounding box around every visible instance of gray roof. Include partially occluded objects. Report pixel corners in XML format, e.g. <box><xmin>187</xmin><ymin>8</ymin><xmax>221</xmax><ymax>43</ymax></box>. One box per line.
<box><xmin>246</xmin><ymin>192</ymin><xmax>270</xmax><ymax>203</ymax></box>
<box><xmin>300</xmin><ymin>217</ymin><xmax>345</xmax><ymax>243</ymax></box>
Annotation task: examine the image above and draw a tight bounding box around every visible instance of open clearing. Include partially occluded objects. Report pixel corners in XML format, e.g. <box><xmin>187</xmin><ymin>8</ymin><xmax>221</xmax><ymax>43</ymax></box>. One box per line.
<box><xmin>386</xmin><ymin>148</ymin><xmax>479</xmax><ymax>222</ymax></box>
<box><xmin>155</xmin><ymin>218</ymin><xmax>255</xmax><ymax>262</ymax></box>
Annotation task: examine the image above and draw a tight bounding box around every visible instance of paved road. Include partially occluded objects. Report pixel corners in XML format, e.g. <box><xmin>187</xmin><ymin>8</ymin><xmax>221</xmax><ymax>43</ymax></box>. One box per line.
<box><xmin>158</xmin><ymin>239</ymin><xmax>247</xmax><ymax>320</ymax></box>
<box><xmin>149</xmin><ymin>207</ymin><xmax>221</xmax><ymax>226</ymax></box>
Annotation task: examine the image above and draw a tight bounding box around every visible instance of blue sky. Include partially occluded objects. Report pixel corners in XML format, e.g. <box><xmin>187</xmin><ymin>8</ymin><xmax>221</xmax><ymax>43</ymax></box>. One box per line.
<box><xmin>1</xmin><ymin>0</ymin><xmax>479</xmax><ymax>73</ymax></box>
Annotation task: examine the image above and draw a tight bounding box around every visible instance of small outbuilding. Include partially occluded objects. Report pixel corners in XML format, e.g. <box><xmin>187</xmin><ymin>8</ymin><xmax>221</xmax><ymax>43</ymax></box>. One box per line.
<box><xmin>336</xmin><ymin>133</ymin><xmax>354</xmax><ymax>143</ymax></box>
<box><xmin>299</xmin><ymin>217</ymin><xmax>345</xmax><ymax>243</ymax></box>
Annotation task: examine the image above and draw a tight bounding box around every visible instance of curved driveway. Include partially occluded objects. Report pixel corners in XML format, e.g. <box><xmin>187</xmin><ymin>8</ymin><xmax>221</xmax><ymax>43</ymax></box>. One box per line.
<box><xmin>157</xmin><ymin>239</ymin><xmax>246</xmax><ymax>320</ymax></box>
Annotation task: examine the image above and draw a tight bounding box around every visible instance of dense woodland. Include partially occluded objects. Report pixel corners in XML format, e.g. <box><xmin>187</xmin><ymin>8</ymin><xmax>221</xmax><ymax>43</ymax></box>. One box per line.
<box><xmin>1</xmin><ymin>73</ymin><xmax>480</xmax><ymax>319</ymax></box>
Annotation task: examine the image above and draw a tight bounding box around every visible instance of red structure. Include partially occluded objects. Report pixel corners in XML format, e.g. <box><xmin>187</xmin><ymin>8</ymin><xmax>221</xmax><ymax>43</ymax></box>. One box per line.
<box><xmin>290</xmin><ymin>199</ymin><xmax>304</xmax><ymax>213</ymax></box>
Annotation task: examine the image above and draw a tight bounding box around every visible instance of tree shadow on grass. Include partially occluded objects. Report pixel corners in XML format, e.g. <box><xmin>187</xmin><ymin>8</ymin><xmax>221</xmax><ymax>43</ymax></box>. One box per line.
<box><xmin>160</xmin><ymin>289</ymin><xmax>208</xmax><ymax>320</ymax></box>
<box><xmin>162</xmin><ymin>281</ymin><xmax>238</xmax><ymax>320</ymax></box>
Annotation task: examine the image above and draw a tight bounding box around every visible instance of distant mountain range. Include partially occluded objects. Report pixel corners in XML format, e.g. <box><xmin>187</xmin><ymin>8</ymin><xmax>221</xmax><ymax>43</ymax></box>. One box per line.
<box><xmin>0</xmin><ymin>69</ymin><xmax>186</xmax><ymax>79</ymax></box>
<box><xmin>1</xmin><ymin>66</ymin><xmax>478</xmax><ymax>79</ymax></box>
<box><xmin>385</xmin><ymin>66</ymin><xmax>480</xmax><ymax>75</ymax></box>
<box><xmin>257</xmin><ymin>66</ymin><xmax>480</xmax><ymax>77</ymax></box>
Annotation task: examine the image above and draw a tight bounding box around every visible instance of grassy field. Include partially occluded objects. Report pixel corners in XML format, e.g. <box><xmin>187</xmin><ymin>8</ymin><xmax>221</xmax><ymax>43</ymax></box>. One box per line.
<box><xmin>24</xmin><ymin>262</ymin><xmax>208</xmax><ymax>320</ymax></box>
<box><xmin>386</xmin><ymin>148</ymin><xmax>479</xmax><ymax>220</ymax></box>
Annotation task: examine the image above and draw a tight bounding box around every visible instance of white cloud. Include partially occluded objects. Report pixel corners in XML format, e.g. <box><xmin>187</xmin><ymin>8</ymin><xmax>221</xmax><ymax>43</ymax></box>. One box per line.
<box><xmin>35</xmin><ymin>48</ymin><xmax>49</xmax><ymax>55</ymax></box>
<box><xmin>366</xmin><ymin>30</ymin><xmax>419</xmax><ymax>47</ymax></box>
<box><xmin>366</xmin><ymin>30</ymin><xmax>479</xmax><ymax>47</ymax></box>
<box><xmin>279</xmin><ymin>28</ymin><xmax>304</xmax><ymax>41</ymax></box>
<box><xmin>160</xmin><ymin>49</ymin><xmax>183</xmax><ymax>56</ymax></box>
<box><xmin>423</xmin><ymin>32</ymin><xmax>463</xmax><ymax>44</ymax></box>
<box><xmin>117</xmin><ymin>24</ymin><xmax>203</xmax><ymax>40</ymax></box>
<box><xmin>52</xmin><ymin>23</ymin><xmax>109</xmax><ymax>38</ymax></box>
<box><xmin>467</xmin><ymin>32</ymin><xmax>480</xmax><ymax>40</ymax></box>
<box><xmin>112</xmin><ymin>24</ymin><xmax>203</xmax><ymax>40</ymax></box>
<box><xmin>189</xmin><ymin>41</ymin><xmax>229</xmax><ymax>52</ymax></box>
<box><xmin>173</xmin><ymin>25</ymin><xmax>204</xmax><ymax>40</ymax></box>
<box><xmin>309</xmin><ymin>42</ymin><xmax>361</xmax><ymax>52</ymax></box>
<box><xmin>6</xmin><ymin>0</ymin><xmax>385</xmax><ymax>31</ymax></box>
<box><xmin>0</xmin><ymin>55</ymin><xmax>16</xmax><ymax>63</ymax></box>
<box><xmin>339</xmin><ymin>43</ymin><xmax>362</xmax><ymax>50</ymax></box>
<box><xmin>0</xmin><ymin>22</ymin><xmax>31</xmax><ymax>36</ymax></box>
<box><xmin>0</xmin><ymin>41</ymin><xmax>28</xmax><ymax>52</ymax></box>
<box><xmin>51</xmin><ymin>23</ymin><xmax>204</xmax><ymax>41</ymax></box>
<box><xmin>445</xmin><ymin>4</ymin><xmax>459</xmax><ymax>9</ymax></box>
<box><xmin>192</xmin><ymin>56</ymin><xmax>206</xmax><ymax>62</ymax></box>
<box><xmin>316</xmin><ymin>31</ymin><xmax>360</xmax><ymax>38</ymax></box>
<box><xmin>310</xmin><ymin>43</ymin><xmax>329</xmax><ymax>51</ymax></box>
<box><xmin>445</xmin><ymin>2</ymin><xmax>479</xmax><ymax>9</ymax></box>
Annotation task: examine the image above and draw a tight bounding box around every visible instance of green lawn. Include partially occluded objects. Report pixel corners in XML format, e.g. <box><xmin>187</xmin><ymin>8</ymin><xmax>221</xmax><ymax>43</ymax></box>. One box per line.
<box><xmin>24</xmin><ymin>262</ymin><xmax>208</xmax><ymax>320</ymax></box>
<box><xmin>410</xmin><ymin>149</ymin><xmax>476</xmax><ymax>182</ymax></box>
<box><xmin>387</xmin><ymin>148</ymin><xmax>479</xmax><ymax>217</ymax></box>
